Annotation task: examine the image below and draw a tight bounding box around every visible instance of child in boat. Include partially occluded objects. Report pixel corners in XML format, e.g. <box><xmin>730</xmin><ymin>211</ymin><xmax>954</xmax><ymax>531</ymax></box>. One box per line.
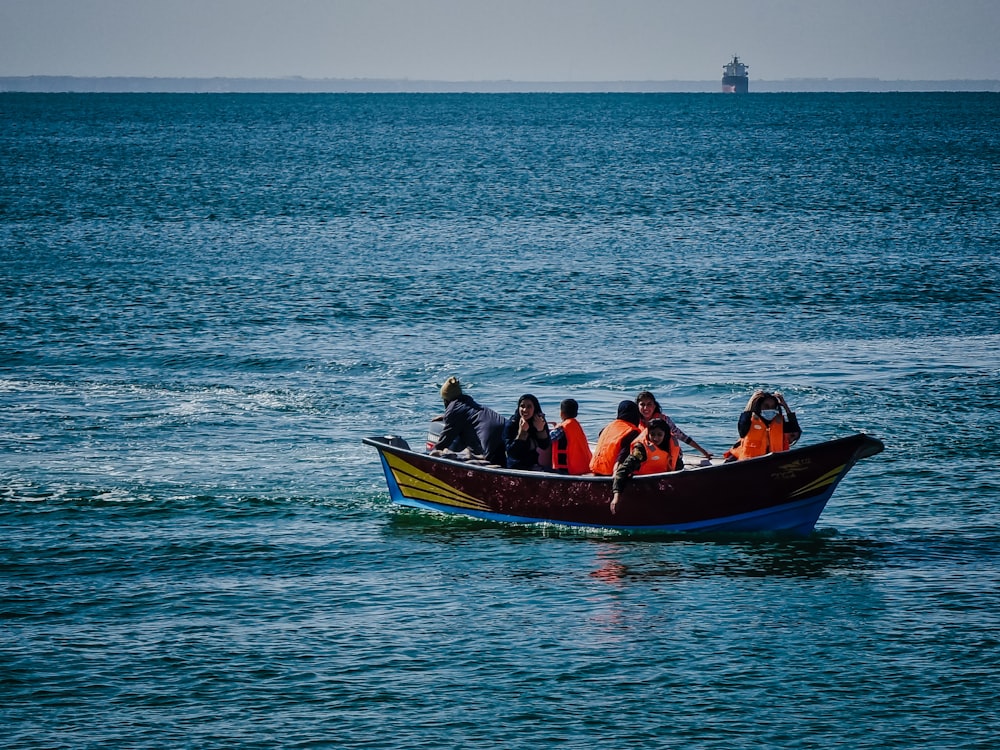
<box><xmin>550</xmin><ymin>398</ymin><xmax>592</xmax><ymax>475</ymax></box>
<box><xmin>610</xmin><ymin>418</ymin><xmax>681</xmax><ymax>514</ymax></box>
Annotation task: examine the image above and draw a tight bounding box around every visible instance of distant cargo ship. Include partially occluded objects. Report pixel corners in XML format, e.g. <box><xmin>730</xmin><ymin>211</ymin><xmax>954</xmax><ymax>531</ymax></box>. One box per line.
<box><xmin>722</xmin><ymin>55</ymin><xmax>749</xmax><ymax>93</ymax></box>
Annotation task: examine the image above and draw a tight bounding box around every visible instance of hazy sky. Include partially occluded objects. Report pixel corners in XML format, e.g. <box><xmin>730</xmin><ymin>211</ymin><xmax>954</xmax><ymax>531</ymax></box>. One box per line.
<box><xmin>1</xmin><ymin>0</ymin><xmax>998</xmax><ymax>81</ymax></box>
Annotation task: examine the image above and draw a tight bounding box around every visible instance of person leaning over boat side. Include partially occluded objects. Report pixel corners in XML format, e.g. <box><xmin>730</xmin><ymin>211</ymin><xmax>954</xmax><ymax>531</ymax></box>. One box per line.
<box><xmin>589</xmin><ymin>400</ymin><xmax>642</xmax><ymax>476</ymax></box>
<box><xmin>724</xmin><ymin>390</ymin><xmax>801</xmax><ymax>461</ymax></box>
<box><xmin>504</xmin><ymin>394</ymin><xmax>552</xmax><ymax>471</ymax></box>
<box><xmin>432</xmin><ymin>376</ymin><xmax>508</xmax><ymax>466</ymax></box>
<box><xmin>636</xmin><ymin>390</ymin><xmax>713</xmax><ymax>460</ymax></box>
<box><xmin>550</xmin><ymin>398</ymin><xmax>593</xmax><ymax>475</ymax></box>
<box><xmin>610</xmin><ymin>418</ymin><xmax>681</xmax><ymax>514</ymax></box>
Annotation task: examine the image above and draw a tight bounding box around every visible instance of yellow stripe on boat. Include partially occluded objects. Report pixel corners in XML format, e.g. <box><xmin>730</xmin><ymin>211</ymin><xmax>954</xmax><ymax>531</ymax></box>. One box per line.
<box><xmin>788</xmin><ymin>465</ymin><xmax>845</xmax><ymax>499</ymax></box>
<box><xmin>384</xmin><ymin>452</ymin><xmax>492</xmax><ymax>511</ymax></box>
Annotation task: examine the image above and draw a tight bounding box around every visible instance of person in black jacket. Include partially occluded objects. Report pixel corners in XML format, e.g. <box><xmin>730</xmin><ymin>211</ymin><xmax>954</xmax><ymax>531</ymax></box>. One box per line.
<box><xmin>503</xmin><ymin>393</ymin><xmax>552</xmax><ymax>471</ymax></box>
<box><xmin>432</xmin><ymin>377</ymin><xmax>508</xmax><ymax>466</ymax></box>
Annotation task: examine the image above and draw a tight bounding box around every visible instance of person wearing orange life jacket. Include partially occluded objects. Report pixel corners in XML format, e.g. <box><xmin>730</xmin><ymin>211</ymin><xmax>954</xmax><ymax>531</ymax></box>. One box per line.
<box><xmin>724</xmin><ymin>390</ymin><xmax>802</xmax><ymax>461</ymax></box>
<box><xmin>635</xmin><ymin>390</ymin><xmax>713</xmax><ymax>460</ymax></box>
<box><xmin>589</xmin><ymin>400</ymin><xmax>642</xmax><ymax>476</ymax></box>
<box><xmin>611</xmin><ymin>418</ymin><xmax>681</xmax><ymax>514</ymax></box>
<box><xmin>550</xmin><ymin>398</ymin><xmax>592</xmax><ymax>475</ymax></box>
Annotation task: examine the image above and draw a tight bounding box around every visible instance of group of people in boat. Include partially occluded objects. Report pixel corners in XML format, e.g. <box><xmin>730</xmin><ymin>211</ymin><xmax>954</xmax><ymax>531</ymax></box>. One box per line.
<box><xmin>431</xmin><ymin>377</ymin><xmax>801</xmax><ymax>510</ymax></box>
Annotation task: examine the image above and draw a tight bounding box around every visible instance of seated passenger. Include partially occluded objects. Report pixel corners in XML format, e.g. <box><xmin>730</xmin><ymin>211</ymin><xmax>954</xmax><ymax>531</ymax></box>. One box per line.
<box><xmin>611</xmin><ymin>418</ymin><xmax>681</xmax><ymax>514</ymax></box>
<box><xmin>550</xmin><ymin>398</ymin><xmax>592</xmax><ymax>475</ymax></box>
<box><xmin>589</xmin><ymin>400</ymin><xmax>642</xmax><ymax>476</ymax></box>
<box><xmin>724</xmin><ymin>390</ymin><xmax>802</xmax><ymax>461</ymax></box>
<box><xmin>636</xmin><ymin>390</ymin><xmax>713</xmax><ymax>460</ymax></box>
<box><xmin>504</xmin><ymin>394</ymin><xmax>552</xmax><ymax>471</ymax></box>
<box><xmin>433</xmin><ymin>376</ymin><xmax>508</xmax><ymax>466</ymax></box>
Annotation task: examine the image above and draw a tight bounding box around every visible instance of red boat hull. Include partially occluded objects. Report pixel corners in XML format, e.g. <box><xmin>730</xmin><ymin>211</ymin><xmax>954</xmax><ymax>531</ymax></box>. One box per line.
<box><xmin>363</xmin><ymin>433</ymin><xmax>883</xmax><ymax>534</ymax></box>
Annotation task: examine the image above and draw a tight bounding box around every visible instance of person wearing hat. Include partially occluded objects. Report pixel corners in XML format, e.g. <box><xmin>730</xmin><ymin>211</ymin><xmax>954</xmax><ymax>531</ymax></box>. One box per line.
<box><xmin>432</xmin><ymin>377</ymin><xmax>508</xmax><ymax>466</ymax></box>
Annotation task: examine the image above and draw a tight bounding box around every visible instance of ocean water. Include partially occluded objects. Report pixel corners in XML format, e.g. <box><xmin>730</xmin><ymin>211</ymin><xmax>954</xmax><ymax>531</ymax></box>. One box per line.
<box><xmin>2</xmin><ymin>92</ymin><xmax>999</xmax><ymax>748</ymax></box>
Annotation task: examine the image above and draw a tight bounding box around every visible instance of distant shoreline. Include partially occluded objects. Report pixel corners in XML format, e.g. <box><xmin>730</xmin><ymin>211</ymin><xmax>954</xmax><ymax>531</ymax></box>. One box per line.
<box><xmin>2</xmin><ymin>75</ymin><xmax>999</xmax><ymax>94</ymax></box>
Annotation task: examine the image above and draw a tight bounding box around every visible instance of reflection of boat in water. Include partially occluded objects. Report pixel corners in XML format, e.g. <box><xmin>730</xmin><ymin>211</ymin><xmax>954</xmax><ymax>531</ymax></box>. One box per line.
<box><xmin>363</xmin><ymin>433</ymin><xmax>884</xmax><ymax>535</ymax></box>
<box><xmin>722</xmin><ymin>55</ymin><xmax>749</xmax><ymax>93</ymax></box>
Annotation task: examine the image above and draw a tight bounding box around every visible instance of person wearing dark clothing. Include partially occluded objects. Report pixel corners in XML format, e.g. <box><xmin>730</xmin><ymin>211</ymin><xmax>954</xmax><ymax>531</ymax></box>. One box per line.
<box><xmin>503</xmin><ymin>393</ymin><xmax>552</xmax><ymax>471</ymax></box>
<box><xmin>433</xmin><ymin>377</ymin><xmax>508</xmax><ymax>466</ymax></box>
<box><xmin>589</xmin><ymin>400</ymin><xmax>643</xmax><ymax>476</ymax></box>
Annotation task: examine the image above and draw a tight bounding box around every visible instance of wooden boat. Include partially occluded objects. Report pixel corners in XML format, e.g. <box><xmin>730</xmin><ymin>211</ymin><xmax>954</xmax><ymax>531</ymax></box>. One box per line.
<box><xmin>363</xmin><ymin>432</ymin><xmax>884</xmax><ymax>534</ymax></box>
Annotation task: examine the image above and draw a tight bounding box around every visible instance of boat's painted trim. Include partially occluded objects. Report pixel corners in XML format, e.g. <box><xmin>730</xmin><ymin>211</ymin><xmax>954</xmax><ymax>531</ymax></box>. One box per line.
<box><xmin>384</xmin><ymin>483</ymin><xmax>832</xmax><ymax>534</ymax></box>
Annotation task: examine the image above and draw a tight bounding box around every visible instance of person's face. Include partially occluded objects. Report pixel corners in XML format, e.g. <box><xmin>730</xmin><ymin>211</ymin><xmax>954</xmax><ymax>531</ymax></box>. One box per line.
<box><xmin>648</xmin><ymin>427</ymin><xmax>667</xmax><ymax>445</ymax></box>
<box><xmin>637</xmin><ymin>398</ymin><xmax>656</xmax><ymax>419</ymax></box>
<box><xmin>518</xmin><ymin>400</ymin><xmax>536</xmax><ymax>420</ymax></box>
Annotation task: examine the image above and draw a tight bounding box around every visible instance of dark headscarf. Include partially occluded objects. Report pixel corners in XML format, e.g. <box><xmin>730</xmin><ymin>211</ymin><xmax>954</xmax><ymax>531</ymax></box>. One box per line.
<box><xmin>616</xmin><ymin>399</ymin><xmax>641</xmax><ymax>426</ymax></box>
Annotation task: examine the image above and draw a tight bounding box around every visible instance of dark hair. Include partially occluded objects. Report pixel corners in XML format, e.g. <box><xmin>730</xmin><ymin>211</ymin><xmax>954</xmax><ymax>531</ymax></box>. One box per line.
<box><xmin>635</xmin><ymin>390</ymin><xmax>662</xmax><ymax>414</ymax></box>
<box><xmin>560</xmin><ymin>398</ymin><xmax>579</xmax><ymax>419</ymax></box>
<box><xmin>616</xmin><ymin>400</ymin><xmax>641</xmax><ymax>426</ymax></box>
<box><xmin>752</xmin><ymin>392</ymin><xmax>776</xmax><ymax>415</ymax></box>
<box><xmin>647</xmin><ymin>417</ymin><xmax>668</xmax><ymax>432</ymax></box>
<box><xmin>646</xmin><ymin>418</ymin><xmax>670</xmax><ymax>447</ymax></box>
<box><xmin>516</xmin><ymin>393</ymin><xmax>543</xmax><ymax>415</ymax></box>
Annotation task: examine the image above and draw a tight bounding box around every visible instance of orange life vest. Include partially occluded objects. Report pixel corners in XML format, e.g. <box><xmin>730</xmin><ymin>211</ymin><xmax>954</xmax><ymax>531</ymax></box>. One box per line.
<box><xmin>551</xmin><ymin>418</ymin><xmax>593</xmax><ymax>475</ymax></box>
<box><xmin>631</xmin><ymin>430</ymin><xmax>681</xmax><ymax>475</ymax></box>
<box><xmin>726</xmin><ymin>414</ymin><xmax>789</xmax><ymax>460</ymax></box>
<box><xmin>590</xmin><ymin>419</ymin><xmax>639</xmax><ymax>475</ymax></box>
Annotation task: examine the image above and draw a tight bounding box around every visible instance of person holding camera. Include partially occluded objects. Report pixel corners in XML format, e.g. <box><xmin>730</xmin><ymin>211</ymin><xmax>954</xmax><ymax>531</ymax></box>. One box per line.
<box><xmin>724</xmin><ymin>390</ymin><xmax>801</xmax><ymax>461</ymax></box>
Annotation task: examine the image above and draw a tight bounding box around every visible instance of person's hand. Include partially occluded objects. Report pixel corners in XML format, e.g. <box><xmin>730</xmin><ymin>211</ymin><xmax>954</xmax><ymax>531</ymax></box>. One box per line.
<box><xmin>701</xmin><ymin>449</ymin><xmax>714</xmax><ymax>459</ymax></box>
<box><xmin>518</xmin><ymin>417</ymin><xmax>530</xmax><ymax>437</ymax></box>
<box><xmin>746</xmin><ymin>390</ymin><xmax>765</xmax><ymax>411</ymax></box>
<box><xmin>610</xmin><ymin>492</ymin><xmax>621</xmax><ymax>514</ymax></box>
<box><xmin>531</xmin><ymin>413</ymin><xmax>547</xmax><ymax>431</ymax></box>
<box><xmin>774</xmin><ymin>392</ymin><xmax>790</xmax><ymax>410</ymax></box>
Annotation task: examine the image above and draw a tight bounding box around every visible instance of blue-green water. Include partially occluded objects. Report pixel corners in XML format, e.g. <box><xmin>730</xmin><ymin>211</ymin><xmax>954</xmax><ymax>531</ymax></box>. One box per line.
<box><xmin>2</xmin><ymin>92</ymin><xmax>999</xmax><ymax>748</ymax></box>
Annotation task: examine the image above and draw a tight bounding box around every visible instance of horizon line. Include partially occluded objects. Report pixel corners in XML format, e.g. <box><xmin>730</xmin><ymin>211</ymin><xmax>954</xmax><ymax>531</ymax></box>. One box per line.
<box><xmin>3</xmin><ymin>74</ymin><xmax>999</xmax><ymax>94</ymax></box>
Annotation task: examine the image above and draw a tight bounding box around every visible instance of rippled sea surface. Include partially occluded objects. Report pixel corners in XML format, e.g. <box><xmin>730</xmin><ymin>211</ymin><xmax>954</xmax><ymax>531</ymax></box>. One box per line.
<box><xmin>2</xmin><ymin>93</ymin><xmax>999</xmax><ymax>748</ymax></box>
